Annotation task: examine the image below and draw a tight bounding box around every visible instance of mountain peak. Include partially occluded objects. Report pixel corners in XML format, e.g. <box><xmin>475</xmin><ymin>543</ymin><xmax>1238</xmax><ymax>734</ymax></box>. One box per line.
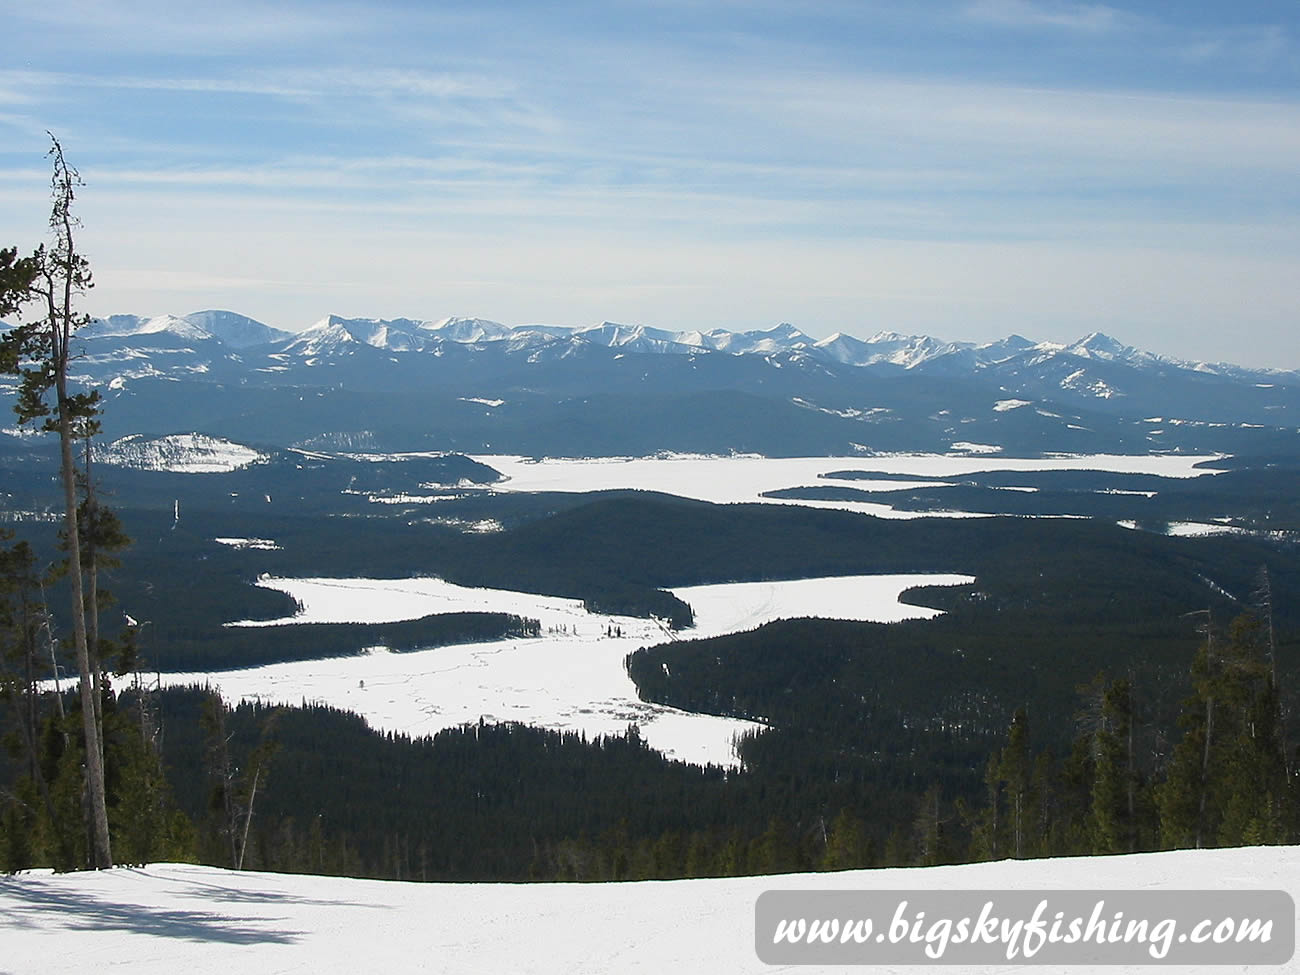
<box><xmin>424</xmin><ymin>317</ymin><xmax>511</xmax><ymax>343</ymax></box>
<box><xmin>759</xmin><ymin>322</ymin><xmax>809</xmax><ymax>340</ymax></box>
<box><xmin>1066</xmin><ymin>331</ymin><xmax>1129</xmax><ymax>359</ymax></box>
<box><xmin>85</xmin><ymin>313</ymin><xmax>214</xmax><ymax>343</ymax></box>
<box><xmin>184</xmin><ymin>310</ymin><xmax>291</xmax><ymax>348</ymax></box>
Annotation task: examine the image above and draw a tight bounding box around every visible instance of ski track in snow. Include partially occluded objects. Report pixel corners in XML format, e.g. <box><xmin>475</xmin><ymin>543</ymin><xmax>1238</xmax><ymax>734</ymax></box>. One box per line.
<box><xmin>164</xmin><ymin>573</ymin><xmax>973</xmax><ymax>768</ymax></box>
<box><xmin>2</xmin><ymin>848</ymin><xmax>1295</xmax><ymax>974</ymax></box>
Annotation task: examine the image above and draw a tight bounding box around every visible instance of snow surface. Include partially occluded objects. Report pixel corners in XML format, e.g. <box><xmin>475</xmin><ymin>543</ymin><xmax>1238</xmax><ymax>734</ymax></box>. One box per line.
<box><xmin>2</xmin><ymin>848</ymin><xmax>1294</xmax><ymax>975</ymax></box>
<box><xmin>948</xmin><ymin>441</ymin><xmax>1003</xmax><ymax>454</ymax></box>
<box><xmin>473</xmin><ymin>453</ymin><xmax>1221</xmax><ymax>520</ymax></box>
<box><xmin>99</xmin><ymin>434</ymin><xmax>267</xmax><ymax>474</ymax></box>
<box><xmin>166</xmin><ymin>573</ymin><xmax>971</xmax><ymax>768</ymax></box>
<box><xmin>1164</xmin><ymin>521</ymin><xmax>1253</xmax><ymax>538</ymax></box>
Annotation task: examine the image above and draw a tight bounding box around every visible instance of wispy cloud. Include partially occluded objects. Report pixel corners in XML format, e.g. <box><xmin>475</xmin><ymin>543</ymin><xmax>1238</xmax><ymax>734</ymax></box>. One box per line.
<box><xmin>0</xmin><ymin>67</ymin><xmax>517</xmax><ymax>102</ymax></box>
<box><xmin>963</xmin><ymin>0</ymin><xmax>1132</xmax><ymax>33</ymax></box>
<box><xmin>10</xmin><ymin>0</ymin><xmax>363</xmax><ymax>53</ymax></box>
<box><xmin>1173</xmin><ymin>24</ymin><xmax>1294</xmax><ymax>68</ymax></box>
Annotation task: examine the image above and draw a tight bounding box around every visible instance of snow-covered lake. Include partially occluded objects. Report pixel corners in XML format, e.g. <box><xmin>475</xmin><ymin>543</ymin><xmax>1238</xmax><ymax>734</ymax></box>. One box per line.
<box><xmin>166</xmin><ymin>572</ymin><xmax>973</xmax><ymax>768</ymax></box>
<box><xmin>4</xmin><ymin>847</ymin><xmax>1294</xmax><ymax>975</ymax></box>
<box><xmin>472</xmin><ymin>452</ymin><xmax>1222</xmax><ymax>518</ymax></box>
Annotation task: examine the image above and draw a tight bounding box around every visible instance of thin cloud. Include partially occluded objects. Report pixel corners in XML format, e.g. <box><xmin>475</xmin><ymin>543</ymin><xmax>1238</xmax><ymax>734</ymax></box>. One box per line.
<box><xmin>10</xmin><ymin>0</ymin><xmax>361</xmax><ymax>53</ymax></box>
<box><xmin>964</xmin><ymin>0</ymin><xmax>1133</xmax><ymax>33</ymax></box>
<box><xmin>1174</xmin><ymin>24</ymin><xmax>1294</xmax><ymax>68</ymax></box>
<box><xmin>0</xmin><ymin>68</ymin><xmax>515</xmax><ymax>102</ymax></box>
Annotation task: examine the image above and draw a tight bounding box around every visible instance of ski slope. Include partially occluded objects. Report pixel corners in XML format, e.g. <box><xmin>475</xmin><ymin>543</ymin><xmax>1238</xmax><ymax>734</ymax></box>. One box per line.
<box><xmin>2</xmin><ymin>847</ymin><xmax>1294</xmax><ymax>974</ymax></box>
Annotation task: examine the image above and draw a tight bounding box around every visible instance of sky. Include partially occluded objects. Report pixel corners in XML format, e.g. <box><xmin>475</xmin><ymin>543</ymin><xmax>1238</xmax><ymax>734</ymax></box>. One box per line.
<box><xmin>1</xmin><ymin>0</ymin><xmax>1297</xmax><ymax>368</ymax></box>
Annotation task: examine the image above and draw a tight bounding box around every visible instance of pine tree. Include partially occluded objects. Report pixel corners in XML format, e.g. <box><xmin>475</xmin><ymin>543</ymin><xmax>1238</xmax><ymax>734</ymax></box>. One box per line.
<box><xmin>965</xmin><ymin>749</ymin><xmax>1003</xmax><ymax>861</ymax></box>
<box><xmin>1157</xmin><ymin>612</ymin><xmax>1290</xmax><ymax>849</ymax></box>
<box><xmin>199</xmin><ymin>692</ymin><xmax>279</xmax><ymax>869</ymax></box>
<box><xmin>912</xmin><ymin>783</ymin><xmax>950</xmax><ymax>866</ymax></box>
<box><xmin>820</xmin><ymin>808</ymin><xmax>869</xmax><ymax>870</ymax></box>
<box><xmin>0</xmin><ymin>247</ymin><xmax>37</xmax><ymax>319</ymax></box>
<box><xmin>0</xmin><ymin>538</ymin><xmax>71</xmax><ymax>868</ymax></box>
<box><xmin>0</xmin><ymin>137</ymin><xmax>111</xmax><ymax>868</ymax></box>
<box><xmin>1080</xmin><ymin>673</ymin><xmax>1137</xmax><ymax>854</ymax></box>
<box><xmin>1000</xmin><ymin>708</ymin><xmax>1034</xmax><ymax>858</ymax></box>
<box><xmin>1213</xmin><ymin>615</ymin><xmax>1289</xmax><ymax>846</ymax></box>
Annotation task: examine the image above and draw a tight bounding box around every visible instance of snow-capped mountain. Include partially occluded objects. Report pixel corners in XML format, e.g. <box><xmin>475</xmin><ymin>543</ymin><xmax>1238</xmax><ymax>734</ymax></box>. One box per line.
<box><xmin>424</xmin><ymin>316</ymin><xmax>513</xmax><ymax>343</ymax></box>
<box><xmin>571</xmin><ymin>321</ymin><xmax>701</xmax><ymax>354</ymax></box>
<box><xmin>76</xmin><ymin>309</ymin><xmax>1298</xmax><ymax>392</ymax></box>
<box><xmin>183</xmin><ymin>310</ymin><xmax>293</xmax><ymax>348</ymax></box>
<box><xmin>53</xmin><ymin>307</ymin><xmax>1298</xmax><ymax>457</ymax></box>
<box><xmin>284</xmin><ymin>315</ymin><xmax>437</xmax><ymax>356</ymax></box>
<box><xmin>83</xmin><ymin>313</ymin><xmax>216</xmax><ymax>344</ymax></box>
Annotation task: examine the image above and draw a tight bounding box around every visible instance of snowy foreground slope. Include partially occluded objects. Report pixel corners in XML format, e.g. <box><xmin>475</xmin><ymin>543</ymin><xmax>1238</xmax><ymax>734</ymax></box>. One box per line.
<box><xmin>3</xmin><ymin>848</ymin><xmax>1295</xmax><ymax>974</ymax></box>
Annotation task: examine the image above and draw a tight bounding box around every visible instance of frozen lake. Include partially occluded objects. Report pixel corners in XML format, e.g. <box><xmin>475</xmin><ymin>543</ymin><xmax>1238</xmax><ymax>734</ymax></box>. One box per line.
<box><xmin>168</xmin><ymin>572</ymin><xmax>973</xmax><ymax>768</ymax></box>
<box><xmin>472</xmin><ymin>452</ymin><xmax>1221</xmax><ymax>518</ymax></box>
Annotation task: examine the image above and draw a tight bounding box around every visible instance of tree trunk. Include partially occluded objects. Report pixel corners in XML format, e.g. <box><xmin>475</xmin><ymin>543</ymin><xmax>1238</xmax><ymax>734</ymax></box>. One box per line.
<box><xmin>1125</xmin><ymin>680</ymin><xmax>1135</xmax><ymax>853</ymax></box>
<box><xmin>238</xmin><ymin>764</ymin><xmax>262</xmax><ymax>871</ymax></box>
<box><xmin>56</xmin><ymin>385</ymin><xmax>111</xmax><ymax>869</ymax></box>
<box><xmin>84</xmin><ymin>438</ymin><xmax>104</xmax><ymax>769</ymax></box>
<box><xmin>1196</xmin><ymin>693</ymin><xmax>1213</xmax><ymax>850</ymax></box>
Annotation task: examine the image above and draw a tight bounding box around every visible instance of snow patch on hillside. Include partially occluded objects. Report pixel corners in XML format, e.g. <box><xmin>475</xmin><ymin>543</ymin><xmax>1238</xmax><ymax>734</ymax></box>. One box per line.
<box><xmin>98</xmin><ymin>434</ymin><xmax>267</xmax><ymax>473</ymax></box>
<box><xmin>214</xmin><ymin>537</ymin><xmax>281</xmax><ymax>551</ymax></box>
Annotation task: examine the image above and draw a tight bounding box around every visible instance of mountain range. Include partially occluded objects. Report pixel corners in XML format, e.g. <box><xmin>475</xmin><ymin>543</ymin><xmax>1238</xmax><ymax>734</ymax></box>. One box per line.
<box><xmin>78</xmin><ymin>310</ymin><xmax>1298</xmax><ymax>384</ymax></box>
<box><xmin>2</xmin><ymin>309</ymin><xmax>1295</xmax><ymax>457</ymax></box>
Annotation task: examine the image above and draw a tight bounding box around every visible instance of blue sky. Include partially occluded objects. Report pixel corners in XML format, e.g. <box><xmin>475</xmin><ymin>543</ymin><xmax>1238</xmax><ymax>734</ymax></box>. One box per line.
<box><xmin>1</xmin><ymin>0</ymin><xmax>1297</xmax><ymax>367</ymax></box>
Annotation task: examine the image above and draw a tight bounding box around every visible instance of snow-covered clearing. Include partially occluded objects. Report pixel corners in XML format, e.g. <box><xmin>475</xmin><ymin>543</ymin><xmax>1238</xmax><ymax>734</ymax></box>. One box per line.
<box><xmin>213</xmin><ymin>537</ymin><xmax>281</xmax><ymax>551</ymax></box>
<box><xmin>98</xmin><ymin>433</ymin><xmax>266</xmax><ymax>473</ymax></box>
<box><xmin>166</xmin><ymin>573</ymin><xmax>972</xmax><ymax>768</ymax></box>
<box><xmin>2</xmin><ymin>847</ymin><xmax>1293</xmax><ymax>975</ymax></box>
<box><xmin>674</xmin><ymin>574</ymin><xmax>971</xmax><ymax>632</ymax></box>
<box><xmin>473</xmin><ymin>453</ymin><xmax>1221</xmax><ymax>519</ymax></box>
<box><xmin>948</xmin><ymin>441</ymin><xmax>1002</xmax><ymax>454</ymax></box>
<box><xmin>1164</xmin><ymin>521</ymin><xmax>1253</xmax><ymax>538</ymax></box>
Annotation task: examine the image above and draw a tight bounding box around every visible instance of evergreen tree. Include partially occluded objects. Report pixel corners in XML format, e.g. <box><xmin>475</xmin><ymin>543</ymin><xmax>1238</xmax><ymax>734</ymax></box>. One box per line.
<box><xmin>964</xmin><ymin>749</ymin><xmax>1003</xmax><ymax>861</ymax></box>
<box><xmin>912</xmin><ymin>783</ymin><xmax>951</xmax><ymax>866</ymax></box>
<box><xmin>198</xmin><ymin>692</ymin><xmax>279</xmax><ymax>869</ymax></box>
<box><xmin>1000</xmin><ymin>708</ymin><xmax>1034</xmax><ymax>858</ymax></box>
<box><xmin>0</xmin><ymin>138</ymin><xmax>111</xmax><ymax>868</ymax></box>
<box><xmin>1157</xmin><ymin>613</ymin><xmax>1291</xmax><ymax>849</ymax></box>
<box><xmin>1080</xmin><ymin>673</ymin><xmax>1137</xmax><ymax>854</ymax></box>
<box><xmin>820</xmin><ymin>808</ymin><xmax>869</xmax><ymax>870</ymax></box>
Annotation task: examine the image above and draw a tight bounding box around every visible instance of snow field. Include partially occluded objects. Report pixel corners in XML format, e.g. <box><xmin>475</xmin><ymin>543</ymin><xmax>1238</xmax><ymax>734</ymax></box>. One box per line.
<box><xmin>2</xmin><ymin>847</ymin><xmax>1294</xmax><ymax>975</ymax></box>
<box><xmin>472</xmin><ymin>452</ymin><xmax>1222</xmax><ymax>519</ymax></box>
<box><xmin>169</xmin><ymin>573</ymin><xmax>973</xmax><ymax>768</ymax></box>
<box><xmin>99</xmin><ymin>433</ymin><xmax>267</xmax><ymax>473</ymax></box>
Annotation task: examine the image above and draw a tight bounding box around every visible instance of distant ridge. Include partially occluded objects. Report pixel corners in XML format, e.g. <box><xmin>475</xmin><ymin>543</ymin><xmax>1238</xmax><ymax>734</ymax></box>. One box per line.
<box><xmin>85</xmin><ymin>310</ymin><xmax>1296</xmax><ymax>384</ymax></box>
